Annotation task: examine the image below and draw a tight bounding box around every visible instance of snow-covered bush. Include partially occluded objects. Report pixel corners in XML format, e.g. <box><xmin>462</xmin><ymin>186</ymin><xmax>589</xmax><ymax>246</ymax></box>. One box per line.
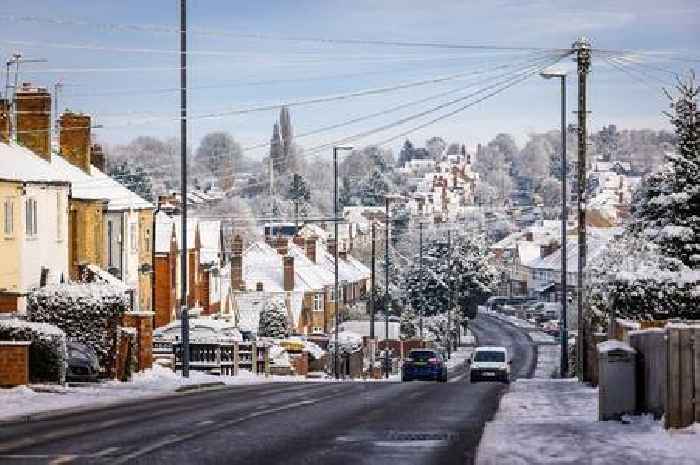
<box><xmin>257</xmin><ymin>299</ymin><xmax>289</xmax><ymax>338</ymax></box>
<box><xmin>27</xmin><ymin>283</ymin><xmax>128</xmax><ymax>376</ymax></box>
<box><xmin>0</xmin><ymin>319</ymin><xmax>66</xmax><ymax>383</ymax></box>
<box><xmin>587</xmin><ymin>233</ymin><xmax>700</xmax><ymax>331</ymax></box>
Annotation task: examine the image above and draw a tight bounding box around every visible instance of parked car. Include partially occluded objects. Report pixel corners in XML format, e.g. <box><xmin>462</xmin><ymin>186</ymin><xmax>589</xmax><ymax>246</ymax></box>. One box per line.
<box><xmin>402</xmin><ymin>349</ymin><xmax>448</xmax><ymax>382</ymax></box>
<box><xmin>469</xmin><ymin>346</ymin><xmax>510</xmax><ymax>384</ymax></box>
<box><xmin>65</xmin><ymin>341</ymin><xmax>100</xmax><ymax>382</ymax></box>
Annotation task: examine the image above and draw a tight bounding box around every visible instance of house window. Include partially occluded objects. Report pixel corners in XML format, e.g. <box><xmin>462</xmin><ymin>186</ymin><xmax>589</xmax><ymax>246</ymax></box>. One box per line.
<box><xmin>107</xmin><ymin>221</ymin><xmax>113</xmax><ymax>266</ymax></box>
<box><xmin>314</xmin><ymin>293</ymin><xmax>322</xmax><ymax>310</ymax></box>
<box><xmin>56</xmin><ymin>193</ymin><xmax>63</xmax><ymax>242</ymax></box>
<box><xmin>144</xmin><ymin>228</ymin><xmax>151</xmax><ymax>253</ymax></box>
<box><xmin>130</xmin><ymin>223</ymin><xmax>138</xmax><ymax>253</ymax></box>
<box><xmin>3</xmin><ymin>198</ymin><xmax>13</xmax><ymax>237</ymax></box>
<box><xmin>25</xmin><ymin>198</ymin><xmax>38</xmax><ymax>237</ymax></box>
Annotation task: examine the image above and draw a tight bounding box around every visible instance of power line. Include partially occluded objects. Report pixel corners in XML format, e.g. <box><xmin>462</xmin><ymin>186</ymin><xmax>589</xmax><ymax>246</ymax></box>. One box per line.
<box><xmin>0</xmin><ymin>14</ymin><xmax>566</xmax><ymax>52</ymax></box>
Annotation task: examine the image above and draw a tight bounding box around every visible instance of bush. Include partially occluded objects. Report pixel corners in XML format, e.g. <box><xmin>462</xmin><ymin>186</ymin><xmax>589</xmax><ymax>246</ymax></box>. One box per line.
<box><xmin>0</xmin><ymin>319</ymin><xmax>66</xmax><ymax>383</ymax></box>
<box><xmin>27</xmin><ymin>283</ymin><xmax>128</xmax><ymax>376</ymax></box>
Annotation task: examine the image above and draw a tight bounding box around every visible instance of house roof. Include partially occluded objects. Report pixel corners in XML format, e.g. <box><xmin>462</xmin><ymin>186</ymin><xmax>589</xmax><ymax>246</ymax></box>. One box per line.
<box><xmin>198</xmin><ymin>220</ymin><xmax>221</xmax><ymax>265</ymax></box>
<box><xmin>516</xmin><ymin>241</ymin><xmax>542</xmax><ymax>266</ymax></box>
<box><xmin>287</xmin><ymin>244</ymin><xmax>334</xmax><ymax>289</ymax></box>
<box><xmin>0</xmin><ymin>143</ymin><xmax>70</xmax><ymax>184</ymax></box>
<box><xmin>526</xmin><ymin>229</ymin><xmax>621</xmax><ymax>273</ymax></box>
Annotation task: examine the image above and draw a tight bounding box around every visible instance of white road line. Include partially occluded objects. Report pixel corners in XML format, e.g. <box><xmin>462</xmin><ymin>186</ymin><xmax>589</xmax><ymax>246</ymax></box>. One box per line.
<box><xmin>373</xmin><ymin>440</ymin><xmax>449</xmax><ymax>448</ymax></box>
<box><xmin>49</xmin><ymin>455</ymin><xmax>78</xmax><ymax>465</ymax></box>
<box><xmin>195</xmin><ymin>420</ymin><xmax>214</xmax><ymax>426</ymax></box>
<box><xmin>109</xmin><ymin>390</ymin><xmax>348</xmax><ymax>465</ymax></box>
<box><xmin>448</xmin><ymin>373</ymin><xmax>467</xmax><ymax>383</ymax></box>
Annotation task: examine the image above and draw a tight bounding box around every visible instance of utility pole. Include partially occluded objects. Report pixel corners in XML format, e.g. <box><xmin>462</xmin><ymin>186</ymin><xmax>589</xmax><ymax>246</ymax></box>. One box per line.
<box><xmin>179</xmin><ymin>0</ymin><xmax>189</xmax><ymax>378</ymax></box>
<box><xmin>370</xmin><ymin>222</ymin><xmax>376</xmax><ymax>340</ymax></box>
<box><xmin>384</xmin><ymin>196</ymin><xmax>390</xmax><ymax>379</ymax></box>
<box><xmin>573</xmin><ymin>37</ymin><xmax>591</xmax><ymax>381</ymax></box>
<box><xmin>333</xmin><ymin>146</ymin><xmax>339</xmax><ymax>379</ymax></box>
<box><xmin>418</xmin><ymin>222</ymin><xmax>423</xmax><ymax>339</ymax></box>
<box><xmin>447</xmin><ymin>229</ymin><xmax>452</xmax><ymax>359</ymax></box>
<box><xmin>332</xmin><ymin>146</ymin><xmax>351</xmax><ymax>379</ymax></box>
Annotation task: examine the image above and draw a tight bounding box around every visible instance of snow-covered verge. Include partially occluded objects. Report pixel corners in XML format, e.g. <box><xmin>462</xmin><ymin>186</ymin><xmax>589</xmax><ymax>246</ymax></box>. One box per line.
<box><xmin>476</xmin><ymin>379</ymin><xmax>700</xmax><ymax>465</ymax></box>
<box><xmin>0</xmin><ymin>365</ymin><xmax>304</xmax><ymax>422</ymax></box>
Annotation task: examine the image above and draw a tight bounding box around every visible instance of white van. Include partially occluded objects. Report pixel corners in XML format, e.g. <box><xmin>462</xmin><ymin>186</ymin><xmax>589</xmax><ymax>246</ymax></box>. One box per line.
<box><xmin>469</xmin><ymin>346</ymin><xmax>511</xmax><ymax>383</ymax></box>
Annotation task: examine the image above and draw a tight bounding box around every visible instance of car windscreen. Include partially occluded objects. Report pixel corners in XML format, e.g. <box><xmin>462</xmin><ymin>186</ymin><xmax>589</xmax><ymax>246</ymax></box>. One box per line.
<box><xmin>474</xmin><ymin>351</ymin><xmax>505</xmax><ymax>362</ymax></box>
<box><xmin>409</xmin><ymin>351</ymin><xmax>438</xmax><ymax>361</ymax></box>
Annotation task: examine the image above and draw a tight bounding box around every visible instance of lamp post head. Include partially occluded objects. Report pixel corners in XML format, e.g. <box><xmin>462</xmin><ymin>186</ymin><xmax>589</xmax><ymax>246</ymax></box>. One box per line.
<box><xmin>334</xmin><ymin>145</ymin><xmax>353</xmax><ymax>152</ymax></box>
<box><xmin>540</xmin><ymin>68</ymin><xmax>567</xmax><ymax>80</ymax></box>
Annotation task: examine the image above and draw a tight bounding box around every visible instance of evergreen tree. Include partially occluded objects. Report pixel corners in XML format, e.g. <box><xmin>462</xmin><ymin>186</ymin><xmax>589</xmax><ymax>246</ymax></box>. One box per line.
<box><xmin>400</xmin><ymin>306</ymin><xmax>417</xmax><ymax>339</ymax></box>
<box><xmin>109</xmin><ymin>161</ymin><xmax>154</xmax><ymax>201</ymax></box>
<box><xmin>633</xmin><ymin>73</ymin><xmax>699</xmax><ymax>267</ymax></box>
<box><xmin>287</xmin><ymin>173</ymin><xmax>311</xmax><ymax>222</ymax></box>
<box><xmin>258</xmin><ymin>299</ymin><xmax>289</xmax><ymax>338</ymax></box>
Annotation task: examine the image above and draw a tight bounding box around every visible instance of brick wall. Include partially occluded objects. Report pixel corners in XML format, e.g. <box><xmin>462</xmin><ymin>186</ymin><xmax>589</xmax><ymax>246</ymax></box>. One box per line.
<box><xmin>0</xmin><ymin>342</ymin><xmax>30</xmax><ymax>386</ymax></box>
<box><xmin>0</xmin><ymin>293</ymin><xmax>19</xmax><ymax>313</ymax></box>
<box><xmin>0</xmin><ymin>98</ymin><xmax>10</xmax><ymax>143</ymax></box>
<box><xmin>153</xmin><ymin>255</ymin><xmax>174</xmax><ymax>328</ymax></box>
<box><xmin>122</xmin><ymin>312</ymin><xmax>154</xmax><ymax>371</ymax></box>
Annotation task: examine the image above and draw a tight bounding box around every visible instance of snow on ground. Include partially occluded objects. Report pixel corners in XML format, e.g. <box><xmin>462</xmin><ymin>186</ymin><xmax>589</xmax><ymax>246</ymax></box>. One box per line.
<box><xmin>445</xmin><ymin>345</ymin><xmax>473</xmax><ymax>370</ymax></box>
<box><xmin>476</xmin><ymin>379</ymin><xmax>700</xmax><ymax>465</ymax></box>
<box><xmin>534</xmin><ymin>344</ymin><xmax>560</xmax><ymax>379</ymax></box>
<box><xmin>0</xmin><ymin>366</ymin><xmax>305</xmax><ymax>421</ymax></box>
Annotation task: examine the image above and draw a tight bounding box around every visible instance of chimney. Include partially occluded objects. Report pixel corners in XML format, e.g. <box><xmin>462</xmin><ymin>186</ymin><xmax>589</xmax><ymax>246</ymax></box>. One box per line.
<box><xmin>15</xmin><ymin>83</ymin><xmax>51</xmax><ymax>160</ymax></box>
<box><xmin>230</xmin><ymin>235</ymin><xmax>243</xmax><ymax>291</ymax></box>
<box><xmin>305</xmin><ymin>236</ymin><xmax>317</xmax><ymax>263</ymax></box>
<box><xmin>59</xmin><ymin>112</ymin><xmax>92</xmax><ymax>173</ymax></box>
<box><xmin>0</xmin><ymin>99</ymin><xmax>10</xmax><ymax>143</ymax></box>
<box><xmin>283</xmin><ymin>256</ymin><xmax>294</xmax><ymax>291</ymax></box>
<box><xmin>256</xmin><ymin>282</ymin><xmax>264</xmax><ymax>292</ymax></box>
<box><xmin>292</xmin><ymin>235</ymin><xmax>305</xmax><ymax>248</ymax></box>
<box><xmin>91</xmin><ymin>144</ymin><xmax>105</xmax><ymax>171</ymax></box>
<box><xmin>328</xmin><ymin>238</ymin><xmax>337</xmax><ymax>258</ymax></box>
<box><xmin>274</xmin><ymin>236</ymin><xmax>288</xmax><ymax>255</ymax></box>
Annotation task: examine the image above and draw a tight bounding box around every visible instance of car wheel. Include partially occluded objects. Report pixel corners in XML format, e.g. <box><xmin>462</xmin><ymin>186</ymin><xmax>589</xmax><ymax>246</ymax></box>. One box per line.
<box><xmin>402</xmin><ymin>376</ymin><xmax>411</xmax><ymax>382</ymax></box>
<box><xmin>470</xmin><ymin>374</ymin><xmax>477</xmax><ymax>383</ymax></box>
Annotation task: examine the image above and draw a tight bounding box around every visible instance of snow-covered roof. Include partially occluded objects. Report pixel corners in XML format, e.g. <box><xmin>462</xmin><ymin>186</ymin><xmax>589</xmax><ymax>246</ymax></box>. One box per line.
<box><xmin>198</xmin><ymin>220</ymin><xmax>221</xmax><ymax>265</ymax></box>
<box><xmin>154</xmin><ymin>212</ymin><xmax>175</xmax><ymax>254</ymax></box>
<box><xmin>234</xmin><ymin>293</ymin><xmax>268</xmax><ymax>333</ymax></box>
<box><xmin>491</xmin><ymin>221</ymin><xmax>560</xmax><ymax>251</ymax></box>
<box><xmin>287</xmin><ymin>244</ymin><xmax>334</xmax><ymax>289</ymax></box>
<box><xmin>516</xmin><ymin>241</ymin><xmax>542</xmax><ymax>266</ymax></box>
<box><xmin>526</xmin><ymin>230</ymin><xmax>620</xmax><ymax>273</ymax></box>
<box><xmin>0</xmin><ymin>143</ymin><xmax>70</xmax><ymax>184</ymax></box>
<box><xmin>298</xmin><ymin>223</ymin><xmax>328</xmax><ymax>240</ymax></box>
<box><xmin>346</xmin><ymin>254</ymin><xmax>371</xmax><ymax>278</ymax></box>
<box><xmin>317</xmin><ymin>247</ymin><xmax>365</xmax><ymax>283</ymax></box>
<box><xmin>338</xmin><ymin>320</ymin><xmax>400</xmax><ymax>340</ymax></box>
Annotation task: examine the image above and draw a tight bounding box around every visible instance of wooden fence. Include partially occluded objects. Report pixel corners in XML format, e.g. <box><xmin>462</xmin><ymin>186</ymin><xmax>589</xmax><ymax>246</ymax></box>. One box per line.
<box><xmin>665</xmin><ymin>324</ymin><xmax>699</xmax><ymax>429</ymax></box>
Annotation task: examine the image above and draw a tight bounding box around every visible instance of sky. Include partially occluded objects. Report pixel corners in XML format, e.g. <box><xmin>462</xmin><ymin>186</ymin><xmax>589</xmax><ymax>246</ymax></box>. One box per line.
<box><xmin>1</xmin><ymin>0</ymin><xmax>698</xmax><ymax>160</ymax></box>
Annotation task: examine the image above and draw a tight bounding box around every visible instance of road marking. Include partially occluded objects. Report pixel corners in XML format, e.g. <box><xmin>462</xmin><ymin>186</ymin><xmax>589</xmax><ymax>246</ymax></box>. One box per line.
<box><xmin>49</xmin><ymin>455</ymin><xmax>77</xmax><ymax>465</ymax></box>
<box><xmin>109</xmin><ymin>390</ymin><xmax>348</xmax><ymax>465</ymax></box>
<box><xmin>94</xmin><ymin>447</ymin><xmax>121</xmax><ymax>457</ymax></box>
<box><xmin>374</xmin><ymin>440</ymin><xmax>449</xmax><ymax>448</ymax></box>
<box><xmin>196</xmin><ymin>420</ymin><xmax>214</xmax><ymax>426</ymax></box>
<box><xmin>449</xmin><ymin>373</ymin><xmax>467</xmax><ymax>383</ymax></box>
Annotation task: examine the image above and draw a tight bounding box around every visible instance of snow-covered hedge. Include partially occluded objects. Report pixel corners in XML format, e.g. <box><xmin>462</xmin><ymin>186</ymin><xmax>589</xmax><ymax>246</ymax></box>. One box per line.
<box><xmin>27</xmin><ymin>283</ymin><xmax>128</xmax><ymax>376</ymax></box>
<box><xmin>587</xmin><ymin>233</ymin><xmax>700</xmax><ymax>330</ymax></box>
<box><xmin>328</xmin><ymin>331</ymin><xmax>363</xmax><ymax>354</ymax></box>
<box><xmin>0</xmin><ymin>319</ymin><xmax>66</xmax><ymax>383</ymax></box>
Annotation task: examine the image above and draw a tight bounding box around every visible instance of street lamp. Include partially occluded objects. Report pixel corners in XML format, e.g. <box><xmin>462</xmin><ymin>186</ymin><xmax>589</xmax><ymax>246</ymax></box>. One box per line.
<box><xmin>540</xmin><ymin>68</ymin><xmax>568</xmax><ymax>378</ymax></box>
<box><xmin>333</xmin><ymin>145</ymin><xmax>353</xmax><ymax>379</ymax></box>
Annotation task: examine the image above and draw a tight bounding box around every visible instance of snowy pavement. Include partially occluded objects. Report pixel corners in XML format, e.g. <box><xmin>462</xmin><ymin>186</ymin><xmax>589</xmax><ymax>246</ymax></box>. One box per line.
<box><xmin>476</xmin><ymin>379</ymin><xmax>700</xmax><ymax>465</ymax></box>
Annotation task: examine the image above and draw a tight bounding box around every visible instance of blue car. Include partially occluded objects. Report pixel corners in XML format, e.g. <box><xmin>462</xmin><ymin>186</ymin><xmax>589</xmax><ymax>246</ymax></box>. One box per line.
<box><xmin>402</xmin><ymin>349</ymin><xmax>448</xmax><ymax>382</ymax></box>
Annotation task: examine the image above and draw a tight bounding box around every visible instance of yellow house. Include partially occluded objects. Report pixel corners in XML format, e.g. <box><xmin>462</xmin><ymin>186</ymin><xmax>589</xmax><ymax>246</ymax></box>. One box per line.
<box><xmin>0</xmin><ymin>143</ymin><xmax>71</xmax><ymax>313</ymax></box>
